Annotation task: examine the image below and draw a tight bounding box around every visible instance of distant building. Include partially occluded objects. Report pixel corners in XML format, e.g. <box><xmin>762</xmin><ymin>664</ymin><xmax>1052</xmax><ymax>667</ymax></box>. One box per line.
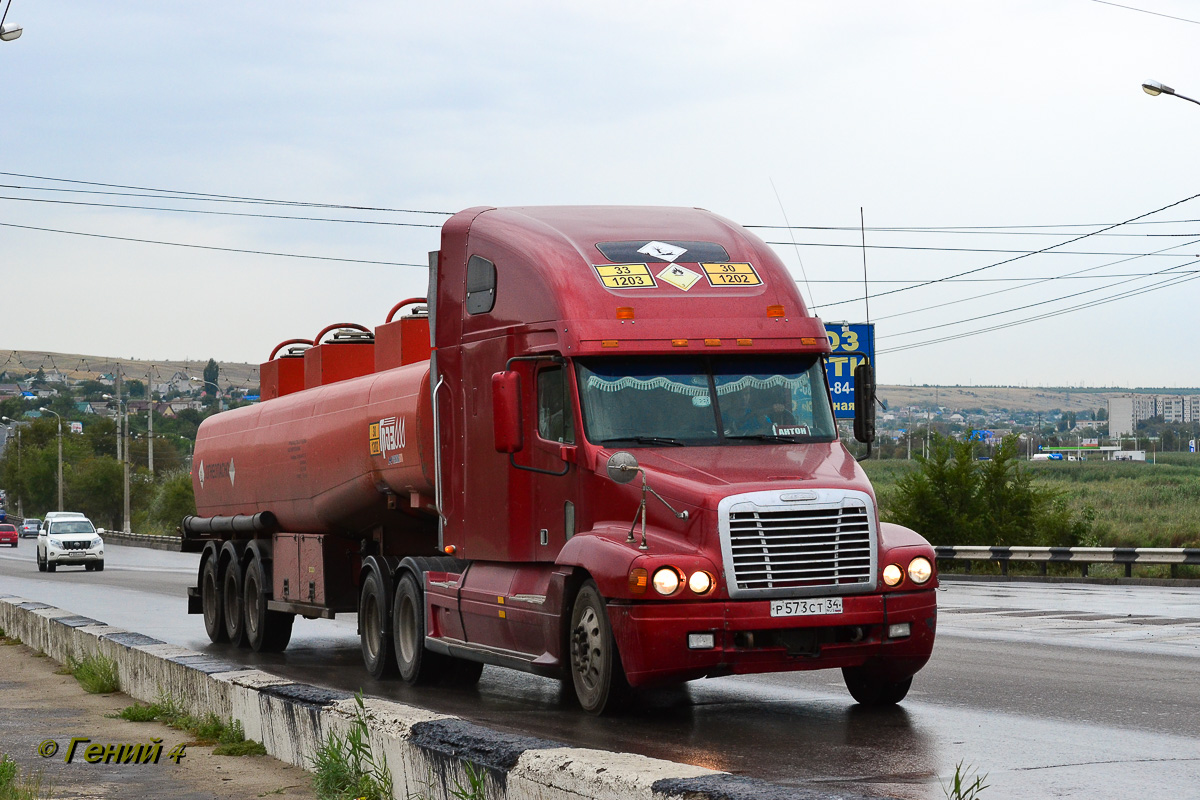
<box><xmin>1109</xmin><ymin>393</ymin><xmax>1200</xmax><ymax>437</ymax></box>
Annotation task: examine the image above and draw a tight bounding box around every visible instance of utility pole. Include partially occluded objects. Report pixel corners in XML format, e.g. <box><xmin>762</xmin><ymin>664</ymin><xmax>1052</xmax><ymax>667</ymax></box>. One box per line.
<box><xmin>115</xmin><ymin>366</ymin><xmax>123</xmax><ymax>462</ymax></box>
<box><xmin>147</xmin><ymin>367</ymin><xmax>154</xmax><ymax>475</ymax></box>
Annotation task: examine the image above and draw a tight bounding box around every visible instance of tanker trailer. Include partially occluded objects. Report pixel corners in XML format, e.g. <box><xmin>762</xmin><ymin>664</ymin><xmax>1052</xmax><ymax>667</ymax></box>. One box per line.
<box><xmin>185</xmin><ymin>206</ymin><xmax>937</xmax><ymax>714</ymax></box>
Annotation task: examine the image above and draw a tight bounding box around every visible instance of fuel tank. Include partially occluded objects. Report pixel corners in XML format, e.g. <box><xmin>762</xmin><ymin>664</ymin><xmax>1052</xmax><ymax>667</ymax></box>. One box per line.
<box><xmin>191</xmin><ymin>360</ymin><xmax>436</xmax><ymax>534</ymax></box>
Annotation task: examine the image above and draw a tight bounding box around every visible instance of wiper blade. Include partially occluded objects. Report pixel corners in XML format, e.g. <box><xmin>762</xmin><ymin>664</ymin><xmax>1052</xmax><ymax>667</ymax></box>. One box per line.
<box><xmin>600</xmin><ymin>436</ymin><xmax>686</xmax><ymax>447</ymax></box>
<box><xmin>725</xmin><ymin>434</ymin><xmax>798</xmax><ymax>443</ymax></box>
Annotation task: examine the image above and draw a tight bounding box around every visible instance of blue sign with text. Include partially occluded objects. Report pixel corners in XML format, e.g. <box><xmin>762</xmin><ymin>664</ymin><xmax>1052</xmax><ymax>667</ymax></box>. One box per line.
<box><xmin>823</xmin><ymin>322</ymin><xmax>875</xmax><ymax>420</ymax></box>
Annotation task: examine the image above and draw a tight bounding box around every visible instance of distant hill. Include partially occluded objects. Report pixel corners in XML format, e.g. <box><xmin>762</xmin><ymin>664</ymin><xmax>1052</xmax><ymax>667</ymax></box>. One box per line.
<box><xmin>0</xmin><ymin>349</ymin><xmax>259</xmax><ymax>390</ymax></box>
<box><xmin>2</xmin><ymin>349</ymin><xmax>1192</xmax><ymax>413</ymax></box>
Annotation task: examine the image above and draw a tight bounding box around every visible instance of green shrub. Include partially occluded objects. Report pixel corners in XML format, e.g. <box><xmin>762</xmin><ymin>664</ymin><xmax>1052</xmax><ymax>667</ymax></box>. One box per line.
<box><xmin>311</xmin><ymin>692</ymin><xmax>393</xmax><ymax>800</ymax></box>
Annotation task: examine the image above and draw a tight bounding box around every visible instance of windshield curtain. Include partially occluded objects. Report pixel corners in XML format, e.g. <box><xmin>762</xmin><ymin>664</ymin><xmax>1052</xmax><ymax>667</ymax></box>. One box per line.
<box><xmin>576</xmin><ymin>355</ymin><xmax>837</xmax><ymax>446</ymax></box>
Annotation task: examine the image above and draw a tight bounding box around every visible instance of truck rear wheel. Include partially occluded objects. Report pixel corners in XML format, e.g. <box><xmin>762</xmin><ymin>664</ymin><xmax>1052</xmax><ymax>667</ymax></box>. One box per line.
<box><xmin>393</xmin><ymin>571</ymin><xmax>446</xmax><ymax>684</ymax></box>
<box><xmin>244</xmin><ymin>554</ymin><xmax>293</xmax><ymax>653</ymax></box>
<box><xmin>842</xmin><ymin>667</ymin><xmax>913</xmax><ymax>706</ymax></box>
<box><xmin>223</xmin><ymin>557</ymin><xmax>248</xmax><ymax>648</ymax></box>
<box><xmin>569</xmin><ymin>580</ymin><xmax>627</xmax><ymax>715</ymax></box>
<box><xmin>201</xmin><ymin>554</ymin><xmax>228</xmax><ymax>643</ymax></box>
<box><xmin>359</xmin><ymin>568</ymin><xmax>397</xmax><ymax>678</ymax></box>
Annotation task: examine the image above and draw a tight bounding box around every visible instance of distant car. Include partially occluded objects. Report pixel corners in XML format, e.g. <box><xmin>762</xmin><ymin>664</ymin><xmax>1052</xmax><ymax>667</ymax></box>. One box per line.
<box><xmin>19</xmin><ymin>519</ymin><xmax>40</xmax><ymax>538</ymax></box>
<box><xmin>0</xmin><ymin>524</ymin><xmax>16</xmax><ymax>547</ymax></box>
<box><xmin>36</xmin><ymin>515</ymin><xmax>104</xmax><ymax>572</ymax></box>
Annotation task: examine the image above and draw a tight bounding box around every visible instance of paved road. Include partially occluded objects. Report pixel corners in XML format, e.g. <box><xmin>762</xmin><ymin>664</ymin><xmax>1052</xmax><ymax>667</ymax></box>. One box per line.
<box><xmin>2</xmin><ymin>542</ymin><xmax>1198</xmax><ymax>799</ymax></box>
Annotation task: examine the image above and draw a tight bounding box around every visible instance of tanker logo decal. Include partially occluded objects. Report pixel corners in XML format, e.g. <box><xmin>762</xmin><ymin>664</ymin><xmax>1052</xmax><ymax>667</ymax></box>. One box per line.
<box><xmin>370</xmin><ymin>417</ymin><xmax>406</xmax><ymax>463</ymax></box>
<box><xmin>228</xmin><ymin>458</ymin><xmax>236</xmax><ymax>488</ymax></box>
<box><xmin>197</xmin><ymin>458</ymin><xmax>234</xmax><ymax>489</ymax></box>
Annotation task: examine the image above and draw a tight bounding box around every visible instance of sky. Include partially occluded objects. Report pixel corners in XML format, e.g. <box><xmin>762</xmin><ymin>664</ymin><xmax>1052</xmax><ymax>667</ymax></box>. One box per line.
<box><xmin>3</xmin><ymin>0</ymin><xmax>1200</xmax><ymax>388</ymax></box>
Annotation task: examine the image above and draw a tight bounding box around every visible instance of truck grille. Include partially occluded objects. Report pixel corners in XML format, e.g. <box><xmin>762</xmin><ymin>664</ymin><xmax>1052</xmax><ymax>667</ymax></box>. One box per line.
<box><xmin>62</xmin><ymin>540</ymin><xmax>91</xmax><ymax>550</ymax></box>
<box><xmin>718</xmin><ymin>490</ymin><xmax>877</xmax><ymax>598</ymax></box>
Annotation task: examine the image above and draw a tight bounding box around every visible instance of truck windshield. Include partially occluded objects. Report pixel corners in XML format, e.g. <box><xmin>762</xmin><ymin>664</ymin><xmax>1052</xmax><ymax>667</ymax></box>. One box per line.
<box><xmin>576</xmin><ymin>355</ymin><xmax>837</xmax><ymax>446</ymax></box>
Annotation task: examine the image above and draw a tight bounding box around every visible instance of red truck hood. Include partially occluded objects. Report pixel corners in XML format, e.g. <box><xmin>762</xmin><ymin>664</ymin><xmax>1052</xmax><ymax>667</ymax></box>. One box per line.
<box><xmin>608</xmin><ymin>442</ymin><xmax>875</xmax><ymax>508</ymax></box>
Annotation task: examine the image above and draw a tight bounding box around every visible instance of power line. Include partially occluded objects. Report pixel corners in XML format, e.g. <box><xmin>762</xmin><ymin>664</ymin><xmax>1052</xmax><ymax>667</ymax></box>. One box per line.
<box><xmin>879</xmin><ymin>270</ymin><xmax>1200</xmax><ymax>354</ymax></box>
<box><xmin>0</xmin><ymin>194</ymin><xmax>442</xmax><ymax>227</ymax></box>
<box><xmin>1089</xmin><ymin>0</ymin><xmax>1200</xmax><ymax>26</ymax></box>
<box><xmin>872</xmin><ymin>238</ymin><xmax>1200</xmax><ymax>322</ymax></box>
<box><xmin>808</xmin><ymin>191</ymin><xmax>1200</xmax><ymax>310</ymax></box>
<box><xmin>747</xmin><ymin>218</ymin><xmax>1200</xmax><ymax>232</ymax></box>
<box><xmin>768</xmin><ymin>240</ymin><xmax>1200</xmax><ymax>258</ymax></box>
<box><xmin>0</xmin><ymin>171</ymin><xmax>455</xmax><ymax>215</ymax></box>
<box><xmin>0</xmin><ymin>220</ymin><xmax>429</xmax><ymax>268</ymax></box>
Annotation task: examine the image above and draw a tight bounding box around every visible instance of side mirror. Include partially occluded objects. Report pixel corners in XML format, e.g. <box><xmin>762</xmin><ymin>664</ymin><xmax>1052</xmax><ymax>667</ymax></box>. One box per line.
<box><xmin>492</xmin><ymin>371</ymin><xmax>524</xmax><ymax>453</ymax></box>
<box><xmin>852</xmin><ymin>361</ymin><xmax>876</xmax><ymax>444</ymax></box>
<box><xmin>606</xmin><ymin>451</ymin><xmax>640</xmax><ymax>484</ymax></box>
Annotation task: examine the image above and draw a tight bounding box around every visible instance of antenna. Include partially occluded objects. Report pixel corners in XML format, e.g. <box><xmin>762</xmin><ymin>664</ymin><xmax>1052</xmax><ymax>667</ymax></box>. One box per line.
<box><xmin>771</xmin><ymin>178</ymin><xmax>815</xmax><ymax>306</ymax></box>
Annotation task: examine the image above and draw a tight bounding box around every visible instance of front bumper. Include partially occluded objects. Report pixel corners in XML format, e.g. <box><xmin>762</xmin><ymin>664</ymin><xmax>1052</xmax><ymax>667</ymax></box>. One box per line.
<box><xmin>47</xmin><ymin>548</ymin><xmax>103</xmax><ymax>565</ymax></box>
<box><xmin>607</xmin><ymin>589</ymin><xmax>936</xmax><ymax>688</ymax></box>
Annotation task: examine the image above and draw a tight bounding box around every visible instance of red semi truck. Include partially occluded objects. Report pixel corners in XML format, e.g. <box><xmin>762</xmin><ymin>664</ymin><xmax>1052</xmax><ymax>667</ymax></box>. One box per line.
<box><xmin>184</xmin><ymin>205</ymin><xmax>937</xmax><ymax>714</ymax></box>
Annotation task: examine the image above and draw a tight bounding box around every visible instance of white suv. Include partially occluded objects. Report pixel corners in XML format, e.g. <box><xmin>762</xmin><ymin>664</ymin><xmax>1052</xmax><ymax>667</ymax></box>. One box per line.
<box><xmin>37</xmin><ymin>514</ymin><xmax>104</xmax><ymax>572</ymax></box>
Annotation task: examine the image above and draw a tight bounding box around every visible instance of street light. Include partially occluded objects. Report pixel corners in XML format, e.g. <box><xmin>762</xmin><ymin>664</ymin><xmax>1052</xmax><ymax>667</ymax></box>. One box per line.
<box><xmin>103</xmin><ymin>394</ymin><xmax>131</xmax><ymax>533</ymax></box>
<box><xmin>37</xmin><ymin>407</ymin><xmax>64</xmax><ymax>511</ymax></box>
<box><xmin>0</xmin><ymin>0</ymin><xmax>22</xmax><ymax>41</ymax></box>
<box><xmin>1142</xmin><ymin>80</ymin><xmax>1200</xmax><ymax>108</ymax></box>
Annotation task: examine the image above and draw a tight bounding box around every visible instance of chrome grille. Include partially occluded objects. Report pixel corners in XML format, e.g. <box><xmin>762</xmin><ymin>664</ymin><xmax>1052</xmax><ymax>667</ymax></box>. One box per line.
<box><xmin>719</xmin><ymin>490</ymin><xmax>877</xmax><ymax>598</ymax></box>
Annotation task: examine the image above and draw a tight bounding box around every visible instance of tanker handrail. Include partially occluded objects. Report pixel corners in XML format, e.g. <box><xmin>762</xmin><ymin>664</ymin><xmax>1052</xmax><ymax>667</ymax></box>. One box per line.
<box><xmin>385</xmin><ymin>297</ymin><xmax>428</xmax><ymax>323</ymax></box>
<box><xmin>314</xmin><ymin>322</ymin><xmax>373</xmax><ymax>344</ymax></box>
<box><xmin>432</xmin><ymin>374</ymin><xmax>448</xmax><ymax>527</ymax></box>
<box><xmin>268</xmin><ymin>338</ymin><xmax>314</xmax><ymax>361</ymax></box>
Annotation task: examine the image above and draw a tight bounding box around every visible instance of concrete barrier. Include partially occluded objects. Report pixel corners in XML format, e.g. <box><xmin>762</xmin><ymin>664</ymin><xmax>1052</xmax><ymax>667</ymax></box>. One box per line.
<box><xmin>0</xmin><ymin>594</ymin><xmax>882</xmax><ymax>800</ymax></box>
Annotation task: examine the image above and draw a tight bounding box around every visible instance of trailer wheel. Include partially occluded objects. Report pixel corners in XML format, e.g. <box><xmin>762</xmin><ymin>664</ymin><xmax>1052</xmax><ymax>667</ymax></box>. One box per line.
<box><xmin>244</xmin><ymin>554</ymin><xmax>293</xmax><ymax>653</ymax></box>
<box><xmin>201</xmin><ymin>554</ymin><xmax>228</xmax><ymax>643</ymax></box>
<box><xmin>393</xmin><ymin>571</ymin><xmax>445</xmax><ymax>684</ymax></box>
<box><xmin>569</xmin><ymin>580</ymin><xmax>627</xmax><ymax>715</ymax></box>
<box><xmin>442</xmin><ymin>658</ymin><xmax>484</xmax><ymax>687</ymax></box>
<box><xmin>359</xmin><ymin>569</ymin><xmax>397</xmax><ymax>678</ymax></box>
<box><xmin>223</xmin><ymin>557</ymin><xmax>248</xmax><ymax>648</ymax></box>
<box><xmin>842</xmin><ymin>667</ymin><xmax>913</xmax><ymax>706</ymax></box>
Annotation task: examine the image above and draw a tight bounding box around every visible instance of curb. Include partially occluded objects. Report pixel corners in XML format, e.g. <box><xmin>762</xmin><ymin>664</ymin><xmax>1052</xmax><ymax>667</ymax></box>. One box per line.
<box><xmin>0</xmin><ymin>595</ymin><xmax>886</xmax><ymax>800</ymax></box>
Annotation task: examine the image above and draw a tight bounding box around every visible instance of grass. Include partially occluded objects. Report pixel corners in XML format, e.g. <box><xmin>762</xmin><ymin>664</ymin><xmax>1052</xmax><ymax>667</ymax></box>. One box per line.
<box><xmin>115</xmin><ymin>695</ymin><xmax>266</xmax><ymax>755</ymax></box>
<box><xmin>942</xmin><ymin>760</ymin><xmax>988</xmax><ymax>799</ymax></box>
<box><xmin>66</xmin><ymin>652</ymin><xmax>120</xmax><ymax>694</ymax></box>
<box><xmin>311</xmin><ymin>692</ymin><xmax>393</xmax><ymax>800</ymax></box>
<box><xmin>0</xmin><ymin>753</ymin><xmax>50</xmax><ymax>800</ymax></box>
<box><xmin>864</xmin><ymin>457</ymin><xmax>1200</xmax><ymax>549</ymax></box>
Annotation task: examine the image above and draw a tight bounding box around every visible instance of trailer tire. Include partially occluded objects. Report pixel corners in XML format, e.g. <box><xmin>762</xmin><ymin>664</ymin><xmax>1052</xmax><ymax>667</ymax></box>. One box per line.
<box><xmin>569</xmin><ymin>580</ymin><xmax>627</xmax><ymax>715</ymax></box>
<box><xmin>201</xmin><ymin>552</ymin><xmax>228</xmax><ymax>643</ymax></box>
<box><xmin>244</xmin><ymin>554</ymin><xmax>293</xmax><ymax>653</ymax></box>
<box><xmin>223</xmin><ymin>556</ymin><xmax>248</xmax><ymax>648</ymax></box>
<box><xmin>842</xmin><ymin>667</ymin><xmax>913</xmax><ymax>706</ymax></box>
<box><xmin>442</xmin><ymin>658</ymin><xmax>484</xmax><ymax>687</ymax></box>
<box><xmin>359</xmin><ymin>568</ymin><xmax>397</xmax><ymax>678</ymax></box>
<box><xmin>393</xmin><ymin>571</ymin><xmax>445</xmax><ymax>684</ymax></box>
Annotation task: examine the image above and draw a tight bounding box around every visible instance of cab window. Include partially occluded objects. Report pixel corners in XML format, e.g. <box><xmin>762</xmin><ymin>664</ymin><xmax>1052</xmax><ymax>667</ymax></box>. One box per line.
<box><xmin>537</xmin><ymin>366</ymin><xmax>575</xmax><ymax>444</ymax></box>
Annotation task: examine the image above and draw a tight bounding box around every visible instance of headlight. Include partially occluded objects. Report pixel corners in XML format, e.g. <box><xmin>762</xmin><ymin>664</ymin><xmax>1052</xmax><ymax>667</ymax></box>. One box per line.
<box><xmin>652</xmin><ymin>567</ymin><xmax>681</xmax><ymax>596</ymax></box>
<box><xmin>687</xmin><ymin>571</ymin><xmax>713</xmax><ymax>595</ymax></box>
<box><xmin>882</xmin><ymin>563</ymin><xmax>903</xmax><ymax>587</ymax></box>
<box><xmin>48</xmin><ymin>538</ymin><xmax>63</xmax><ymax>548</ymax></box>
<box><xmin>91</xmin><ymin>538</ymin><xmax>102</xmax><ymax>548</ymax></box>
<box><xmin>908</xmin><ymin>557</ymin><xmax>933</xmax><ymax>585</ymax></box>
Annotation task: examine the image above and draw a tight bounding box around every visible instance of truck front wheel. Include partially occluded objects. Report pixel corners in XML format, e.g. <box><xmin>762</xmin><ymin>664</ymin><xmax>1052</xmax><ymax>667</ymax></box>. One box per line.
<box><xmin>393</xmin><ymin>572</ymin><xmax>445</xmax><ymax>684</ymax></box>
<box><xmin>842</xmin><ymin>666</ymin><xmax>913</xmax><ymax>706</ymax></box>
<box><xmin>569</xmin><ymin>581</ymin><xmax>627</xmax><ymax>715</ymax></box>
<box><xmin>359</xmin><ymin>569</ymin><xmax>397</xmax><ymax>679</ymax></box>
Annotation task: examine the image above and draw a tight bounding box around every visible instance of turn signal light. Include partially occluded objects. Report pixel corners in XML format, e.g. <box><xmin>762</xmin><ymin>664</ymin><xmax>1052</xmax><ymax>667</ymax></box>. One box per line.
<box><xmin>882</xmin><ymin>563</ymin><xmax>903</xmax><ymax>586</ymax></box>
<box><xmin>602</xmin><ymin>340</ymin><xmax>619</xmax><ymax>348</ymax></box>
<box><xmin>737</xmin><ymin>338</ymin><xmax>753</xmax><ymax>346</ymax></box>
<box><xmin>801</xmin><ymin>337</ymin><xmax>817</xmax><ymax>346</ymax></box>
<box><xmin>704</xmin><ymin>338</ymin><xmax>721</xmax><ymax>347</ymax></box>
<box><xmin>443</xmin><ymin>545</ymin><xmax>456</xmax><ymax>555</ymax></box>
<box><xmin>767</xmin><ymin>305</ymin><xmax>785</xmax><ymax>317</ymax></box>
<box><xmin>616</xmin><ymin>307</ymin><xmax>635</xmax><ymax>320</ymax></box>
<box><xmin>671</xmin><ymin>339</ymin><xmax>689</xmax><ymax>347</ymax></box>
<box><xmin>628</xmin><ymin>568</ymin><xmax>648</xmax><ymax>594</ymax></box>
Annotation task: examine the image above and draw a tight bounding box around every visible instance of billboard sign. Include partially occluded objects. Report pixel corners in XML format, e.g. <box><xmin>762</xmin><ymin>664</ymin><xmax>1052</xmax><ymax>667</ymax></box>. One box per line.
<box><xmin>823</xmin><ymin>322</ymin><xmax>875</xmax><ymax>420</ymax></box>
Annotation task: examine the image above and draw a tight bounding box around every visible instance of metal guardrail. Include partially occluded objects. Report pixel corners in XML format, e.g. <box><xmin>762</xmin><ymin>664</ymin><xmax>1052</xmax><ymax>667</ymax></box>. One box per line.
<box><xmin>935</xmin><ymin>545</ymin><xmax>1200</xmax><ymax>578</ymax></box>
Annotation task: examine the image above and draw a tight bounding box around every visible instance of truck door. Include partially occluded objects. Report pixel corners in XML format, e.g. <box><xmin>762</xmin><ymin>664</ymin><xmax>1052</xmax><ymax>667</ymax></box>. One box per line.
<box><xmin>530</xmin><ymin>363</ymin><xmax>579</xmax><ymax>559</ymax></box>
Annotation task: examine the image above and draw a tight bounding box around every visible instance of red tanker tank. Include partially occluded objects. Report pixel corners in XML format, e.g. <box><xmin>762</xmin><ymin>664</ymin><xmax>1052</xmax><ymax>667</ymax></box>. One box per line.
<box><xmin>192</xmin><ymin>360</ymin><xmax>437</xmax><ymax>535</ymax></box>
